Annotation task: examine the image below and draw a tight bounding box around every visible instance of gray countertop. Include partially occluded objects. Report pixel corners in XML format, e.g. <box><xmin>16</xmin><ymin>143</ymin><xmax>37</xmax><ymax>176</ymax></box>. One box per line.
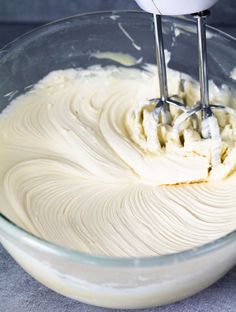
<box><xmin>0</xmin><ymin>1</ymin><xmax>236</xmax><ymax>311</ymax></box>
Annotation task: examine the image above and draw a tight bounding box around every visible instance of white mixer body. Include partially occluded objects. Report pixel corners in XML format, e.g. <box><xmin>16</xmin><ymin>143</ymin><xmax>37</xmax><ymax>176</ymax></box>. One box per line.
<box><xmin>135</xmin><ymin>0</ymin><xmax>219</xmax><ymax>15</ymax></box>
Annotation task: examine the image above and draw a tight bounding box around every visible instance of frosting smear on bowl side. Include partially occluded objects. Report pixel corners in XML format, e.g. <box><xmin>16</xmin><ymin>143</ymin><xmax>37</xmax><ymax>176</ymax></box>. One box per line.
<box><xmin>0</xmin><ymin>65</ymin><xmax>236</xmax><ymax>257</ymax></box>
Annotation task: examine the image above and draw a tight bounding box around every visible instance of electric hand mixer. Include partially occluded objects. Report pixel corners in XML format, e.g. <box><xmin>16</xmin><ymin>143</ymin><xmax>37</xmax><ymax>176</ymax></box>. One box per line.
<box><xmin>135</xmin><ymin>0</ymin><xmax>235</xmax><ymax>166</ymax></box>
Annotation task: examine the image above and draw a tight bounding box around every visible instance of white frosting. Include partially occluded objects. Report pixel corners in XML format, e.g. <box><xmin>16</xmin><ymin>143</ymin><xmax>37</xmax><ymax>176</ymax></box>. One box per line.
<box><xmin>91</xmin><ymin>51</ymin><xmax>143</xmax><ymax>67</ymax></box>
<box><xmin>0</xmin><ymin>65</ymin><xmax>236</xmax><ymax>257</ymax></box>
<box><xmin>230</xmin><ymin>68</ymin><xmax>236</xmax><ymax>80</ymax></box>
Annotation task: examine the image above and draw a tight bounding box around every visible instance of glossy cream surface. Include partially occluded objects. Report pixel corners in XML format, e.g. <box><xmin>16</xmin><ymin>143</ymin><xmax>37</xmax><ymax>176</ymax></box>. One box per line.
<box><xmin>0</xmin><ymin>65</ymin><xmax>236</xmax><ymax>257</ymax></box>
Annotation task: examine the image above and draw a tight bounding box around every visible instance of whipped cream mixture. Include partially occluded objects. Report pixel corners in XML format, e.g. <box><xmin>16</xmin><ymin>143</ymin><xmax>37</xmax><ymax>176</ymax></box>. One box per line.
<box><xmin>0</xmin><ymin>65</ymin><xmax>236</xmax><ymax>257</ymax></box>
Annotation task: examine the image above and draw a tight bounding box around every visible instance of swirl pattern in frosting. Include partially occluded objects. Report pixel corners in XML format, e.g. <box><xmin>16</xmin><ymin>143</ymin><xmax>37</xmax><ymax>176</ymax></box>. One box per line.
<box><xmin>0</xmin><ymin>65</ymin><xmax>236</xmax><ymax>257</ymax></box>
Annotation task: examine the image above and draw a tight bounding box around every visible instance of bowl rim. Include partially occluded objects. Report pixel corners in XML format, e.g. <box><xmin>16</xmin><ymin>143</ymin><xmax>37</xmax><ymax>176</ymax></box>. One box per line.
<box><xmin>0</xmin><ymin>11</ymin><xmax>235</xmax><ymax>268</ymax></box>
<box><xmin>1</xmin><ymin>212</ymin><xmax>236</xmax><ymax>268</ymax></box>
<box><xmin>0</xmin><ymin>10</ymin><xmax>235</xmax><ymax>53</ymax></box>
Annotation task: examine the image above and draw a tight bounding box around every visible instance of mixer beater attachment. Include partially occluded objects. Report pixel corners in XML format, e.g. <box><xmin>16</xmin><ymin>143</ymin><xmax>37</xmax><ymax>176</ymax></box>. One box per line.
<box><xmin>174</xmin><ymin>12</ymin><xmax>220</xmax><ymax>143</ymax></box>
<box><xmin>151</xmin><ymin>10</ymin><xmax>235</xmax><ymax>166</ymax></box>
<box><xmin>151</xmin><ymin>13</ymin><xmax>186</xmax><ymax>124</ymax></box>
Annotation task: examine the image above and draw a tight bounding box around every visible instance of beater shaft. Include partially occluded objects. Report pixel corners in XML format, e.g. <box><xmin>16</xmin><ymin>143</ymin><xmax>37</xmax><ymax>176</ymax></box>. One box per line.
<box><xmin>152</xmin><ymin>14</ymin><xmax>186</xmax><ymax>124</ymax></box>
<box><xmin>153</xmin><ymin>14</ymin><xmax>168</xmax><ymax>102</ymax></box>
<box><xmin>195</xmin><ymin>11</ymin><xmax>212</xmax><ymax>120</ymax></box>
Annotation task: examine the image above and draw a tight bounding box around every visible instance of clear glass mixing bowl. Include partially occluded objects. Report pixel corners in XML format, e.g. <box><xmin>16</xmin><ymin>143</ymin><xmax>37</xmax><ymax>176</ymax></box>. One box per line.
<box><xmin>0</xmin><ymin>11</ymin><xmax>235</xmax><ymax>309</ymax></box>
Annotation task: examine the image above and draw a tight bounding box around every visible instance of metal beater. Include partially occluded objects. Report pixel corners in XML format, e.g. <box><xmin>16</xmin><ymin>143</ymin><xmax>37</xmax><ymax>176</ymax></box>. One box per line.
<box><xmin>135</xmin><ymin>0</ymin><xmax>235</xmax><ymax>165</ymax></box>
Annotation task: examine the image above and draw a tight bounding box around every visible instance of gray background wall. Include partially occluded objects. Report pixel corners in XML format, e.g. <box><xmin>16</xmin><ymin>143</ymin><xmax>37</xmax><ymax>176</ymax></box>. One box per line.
<box><xmin>0</xmin><ymin>0</ymin><xmax>235</xmax><ymax>47</ymax></box>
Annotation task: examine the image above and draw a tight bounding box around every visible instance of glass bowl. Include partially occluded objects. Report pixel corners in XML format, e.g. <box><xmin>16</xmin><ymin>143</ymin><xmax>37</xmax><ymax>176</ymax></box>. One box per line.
<box><xmin>0</xmin><ymin>11</ymin><xmax>235</xmax><ymax>309</ymax></box>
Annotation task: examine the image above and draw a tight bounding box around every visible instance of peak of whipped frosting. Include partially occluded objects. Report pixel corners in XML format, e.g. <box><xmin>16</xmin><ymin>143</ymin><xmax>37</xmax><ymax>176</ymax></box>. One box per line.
<box><xmin>125</xmin><ymin>92</ymin><xmax>236</xmax><ymax>185</ymax></box>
